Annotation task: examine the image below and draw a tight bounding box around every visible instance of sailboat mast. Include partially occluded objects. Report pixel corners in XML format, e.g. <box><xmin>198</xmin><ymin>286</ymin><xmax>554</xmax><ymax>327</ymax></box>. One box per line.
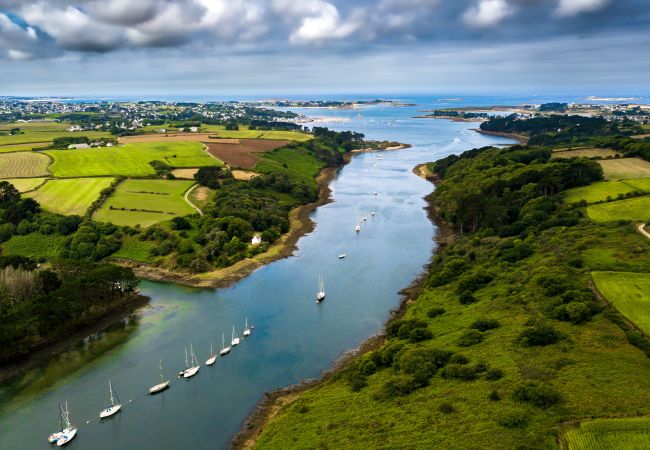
<box><xmin>184</xmin><ymin>347</ymin><xmax>188</xmax><ymax>369</ymax></box>
<box><xmin>159</xmin><ymin>360</ymin><xmax>164</xmax><ymax>381</ymax></box>
<box><xmin>109</xmin><ymin>381</ymin><xmax>114</xmax><ymax>406</ymax></box>
<box><xmin>58</xmin><ymin>403</ymin><xmax>64</xmax><ymax>430</ymax></box>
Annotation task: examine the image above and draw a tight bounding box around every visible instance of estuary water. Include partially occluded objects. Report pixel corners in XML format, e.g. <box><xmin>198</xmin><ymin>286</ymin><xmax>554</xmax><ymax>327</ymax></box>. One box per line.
<box><xmin>0</xmin><ymin>98</ymin><xmax>513</xmax><ymax>450</ymax></box>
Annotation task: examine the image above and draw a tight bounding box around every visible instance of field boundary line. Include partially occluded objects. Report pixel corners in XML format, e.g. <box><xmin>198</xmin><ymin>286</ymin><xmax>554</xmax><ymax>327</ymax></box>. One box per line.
<box><xmin>638</xmin><ymin>223</ymin><xmax>650</xmax><ymax>240</ymax></box>
<box><xmin>184</xmin><ymin>183</ymin><xmax>203</xmax><ymax>216</ymax></box>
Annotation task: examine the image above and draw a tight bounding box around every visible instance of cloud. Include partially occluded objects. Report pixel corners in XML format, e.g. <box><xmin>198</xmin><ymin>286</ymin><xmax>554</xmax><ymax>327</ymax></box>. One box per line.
<box><xmin>273</xmin><ymin>0</ymin><xmax>360</xmax><ymax>44</ymax></box>
<box><xmin>87</xmin><ymin>0</ymin><xmax>161</xmax><ymax>26</ymax></box>
<box><xmin>463</xmin><ymin>0</ymin><xmax>514</xmax><ymax>28</ymax></box>
<box><xmin>555</xmin><ymin>0</ymin><xmax>610</xmax><ymax>17</ymax></box>
<box><xmin>0</xmin><ymin>12</ymin><xmax>56</xmax><ymax>60</ymax></box>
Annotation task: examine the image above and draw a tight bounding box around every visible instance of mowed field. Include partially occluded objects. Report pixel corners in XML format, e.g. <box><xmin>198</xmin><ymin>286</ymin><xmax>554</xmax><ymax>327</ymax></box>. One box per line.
<box><xmin>4</xmin><ymin>177</ymin><xmax>47</xmax><ymax>192</ymax></box>
<box><xmin>599</xmin><ymin>158</ymin><xmax>650</xmax><ymax>180</ymax></box>
<box><xmin>93</xmin><ymin>179</ymin><xmax>196</xmax><ymax>227</ymax></box>
<box><xmin>592</xmin><ymin>271</ymin><xmax>650</xmax><ymax>334</ymax></box>
<box><xmin>564</xmin><ymin>178</ymin><xmax>650</xmax><ymax>204</ymax></box>
<box><xmin>46</xmin><ymin>142</ymin><xmax>221</xmax><ymax>177</ymax></box>
<box><xmin>552</xmin><ymin>148</ymin><xmax>621</xmax><ymax>159</ymax></box>
<box><xmin>564</xmin><ymin>417</ymin><xmax>650</xmax><ymax>449</ymax></box>
<box><xmin>26</xmin><ymin>177</ymin><xmax>115</xmax><ymax>216</ymax></box>
<box><xmin>587</xmin><ymin>196</ymin><xmax>650</xmax><ymax>222</ymax></box>
<box><xmin>0</xmin><ymin>152</ymin><xmax>50</xmax><ymax>178</ymax></box>
<box><xmin>206</xmin><ymin>139</ymin><xmax>289</xmax><ymax>169</ymax></box>
<box><xmin>0</xmin><ymin>121</ymin><xmax>109</xmax><ymax>147</ymax></box>
<box><xmin>119</xmin><ymin>129</ymin><xmax>311</xmax><ymax>143</ymax></box>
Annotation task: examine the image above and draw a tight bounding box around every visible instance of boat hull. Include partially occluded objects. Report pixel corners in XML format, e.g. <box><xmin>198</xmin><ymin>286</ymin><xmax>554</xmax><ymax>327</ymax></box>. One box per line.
<box><xmin>206</xmin><ymin>356</ymin><xmax>217</xmax><ymax>366</ymax></box>
<box><xmin>182</xmin><ymin>366</ymin><xmax>199</xmax><ymax>378</ymax></box>
<box><xmin>56</xmin><ymin>428</ymin><xmax>77</xmax><ymax>447</ymax></box>
<box><xmin>220</xmin><ymin>347</ymin><xmax>231</xmax><ymax>356</ymax></box>
<box><xmin>99</xmin><ymin>404</ymin><xmax>122</xmax><ymax>419</ymax></box>
<box><xmin>243</xmin><ymin>329</ymin><xmax>251</xmax><ymax>336</ymax></box>
<box><xmin>148</xmin><ymin>381</ymin><xmax>170</xmax><ymax>394</ymax></box>
<box><xmin>231</xmin><ymin>338</ymin><xmax>240</xmax><ymax>346</ymax></box>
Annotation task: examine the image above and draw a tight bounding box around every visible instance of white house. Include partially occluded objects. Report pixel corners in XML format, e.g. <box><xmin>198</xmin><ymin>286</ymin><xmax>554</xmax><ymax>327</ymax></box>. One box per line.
<box><xmin>68</xmin><ymin>143</ymin><xmax>90</xmax><ymax>149</ymax></box>
<box><xmin>189</xmin><ymin>126</ymin><xmax>199</xmax><ymax>133</ymax></box>
<box><xmin>251</xmin><ymin>234</ymin><xmax>262</xmax><ymax>245</ymax></box>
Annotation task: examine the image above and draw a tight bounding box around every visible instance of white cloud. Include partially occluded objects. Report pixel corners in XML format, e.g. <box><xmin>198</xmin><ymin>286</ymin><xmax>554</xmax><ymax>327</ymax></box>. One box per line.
<box><xmin>0</xmin><ymin>12</ymin><xmax>54</xmax><ymax>60</ymax></box>
<box><xmin>273</xmin><ymin>0</ymin><xmax>360</xmax><ymax>44</ymax></box>
<box><xmin>87</xmin><ymin>0</ymin><xmax>161</xmax><ymax>26</ymax></box>
<box><xmin>463</xmin><ymin>0</ymin><xmax>514</xmax><ymax>29</ymax></box>
<box><xmin>555</xmin><ymin>0</ymin><xmax>610</xmax><ymax>17</ymax></box>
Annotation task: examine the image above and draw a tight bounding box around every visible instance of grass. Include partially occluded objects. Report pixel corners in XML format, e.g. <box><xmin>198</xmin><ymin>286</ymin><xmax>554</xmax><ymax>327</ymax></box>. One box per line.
<box><xmin>563</xmin><ymin>179</ymin><xmax>650</xmax><ymax>204</ymax></box>
<box><xmin>25</xmin><ymin>177</ymin><xmax>115</xmax><ymax>216</ymax></box>
<box><xmin>1</xmin><ymin>233</ymin><xmax>66</xmax><ymax>260</ymax></box>
<box><xmin>599</xmin><ymin>158</ymin><xmax>650</xmax><ymax>180</ymax></box>
<box><xmin>46</xmin><ymin>142</ymin><xmax>221</xmax><ymax>177</ymax></box>
<box><xmin>111</xmin><ymin>237</ymin><xmax>158</xmax><ymax>262</ymax></box>
<box><xmin>587</xmin><ymin>196</ymin><xmax>650</xmax><ymax>222</ymax></box>
<box><xmin>0</xmin><ymin>152</ymin><xmax>50</xmax><ymax>178</ymax></box>
<box><xmin>256</xmin><ymin>147</ymin><xmax>325</xmax><ymax>181</ymax></box>
<box><xmin>4</xmin><ymin>177</ymin><xmax>47</xmax><ymax>193</ymax></box>
<box><xmin>564</xmin><ymin>417</ymin><xmax>650</xmax><ymax>449</ymax></box>
<box><xmin>0</xmin><ymin>122</ymin><xmax>108</xmax><ymax>146</ymax></box>
<box><xmin>93</xmin><ymin>179</ymin><xmax>196</xmax><ymax>227</ymax></box>
<box><xmin>592</xmin><ymin>271</ymin><xmax>650</xmax><ymax>335</ymax></box>
<box><xmin>552</xmin><ymin>148</ymin><xmax>621</xmax><ymax>159</ymax></box>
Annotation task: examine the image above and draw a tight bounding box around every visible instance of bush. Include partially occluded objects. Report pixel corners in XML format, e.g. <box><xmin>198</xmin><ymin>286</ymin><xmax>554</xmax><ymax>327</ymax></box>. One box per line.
<box><xmin>489</xmin><ymin>389</ymin><xmax>501</xmax><ymax>401</ymax></box>
<box><xmin>409</xmin><ymin>327</ymin><xmax>433</xmax><ymax>342</ymax></box>
<box><xmin>486</xmin><ymin>368</ymin><xmax>504</xmax><ymax>380</ymax></box>
<box><xmin>386</xmin><ymin>318</ymin><xmax>428</xmax><ymax>340</ymax></box>
<box><xmin>170</xmin><ymin>216</ymin><xmax>192</xmax><ymax>230</ymax></box>
<box><xmin>372</xmin><ymin>341</ymin><xmax>405</xmax><ymax>367</ymax></box>
<box><xmin>395</xmin><ymin>348</ymin><xmax>451</xmax><ymax>384</ymax></box>
<box><xmin>470</xmin><ymin>318</ymin><xmax>501</xmax><ymax>332</ymax></box>
<box><xmin>456</xmin><ymin>271</ymin><xmax>493</xmax><ymax>293</ymax></box>
<box><xmin>459</xmin><ymin>291</ymin><xmax>477</xmax><ymax>305</ymax></box>
<box><xmin>439</xmin><ymin>403</ymin><xmax>455</xmax><ymax>414</ymax></box>
<box><xmin>498</xmin><ymin>411</ymin><xmax>529</xmax><ymax>428</ymax></box>
<box><xmin>554</xmin><ymin>301</ymin><xmax>592</xmax><ymax>324</ymax></box>
<box><xmin>512</xmin><ymin>382</ymin><xmax>562</xmax><ymax>408</ymax></box>
<box><xmin>459</xmin><ymin>329</ymin><xmax>483</xmax><ymax>347</ymax></box>
<box><xmin>518</xmin><ymin>325</ymin><xmax>562</xmax><ymax>347</ymax></box>
<box><xmin>427</xmin><ymin>306</ymin><xmax>446</xmax><ymax>318</ymax></box>
<box><xmin>449</xmin><ymin>354</ymin><xmax>469</xmax><ymax>365</ymax></box>
<box><xmin>441</xmin><ymin>364</ymin><xmax>477</xmax><ymax>381</ymax></box>
<box><xmin>380</xmin><ymin>375</ymin><xmax>420</xmax><ymax>398</ymax></box>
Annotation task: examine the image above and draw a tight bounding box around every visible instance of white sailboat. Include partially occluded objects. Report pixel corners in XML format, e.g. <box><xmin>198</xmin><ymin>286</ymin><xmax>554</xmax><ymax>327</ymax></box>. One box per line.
<box><xmin>338</xmin><ymin>253</ymin><xmax>346</xmax><ymax>259</ymax></box>
<box><xmin>49</xmin><ymin>401</ymin><xmax>77</xmax><ymax>447</ymax></box>
<box><xmin>206</xmin><ymin>342</ymin><xmax>217</xmax><ymax>366</ymax></box>
<box><xmin>182</xmin><ymin>344</ymin><xmax>200</xmax><ymax>378</ymax></box>
<box><xmin>243</xmin><ymin>318</ymin><xmax>251</xmax><ymax>337</ymax></box>
<box><xmin>99</xmin><ymin>380</ymin><xmax>122</xmax><ymax>419</ymax></box>
<box><xmin>178</xmin><ymin>347</ymin><xmax>189</xmax><ymax>377</ymax></box>
<box><xmin>149</xmin><ymin>360</ymin><xmax>170</xmax><ymax>395</ymax></box>
<box><xmin>370</xmin><ymin>211</ymin><xmax>376</xmax><ymax>217</ymax></box>
<box><xmin>316</xmin><ymin>274</ymin><xmax>326</xmax><ymax>303</ymax></box>
<box><xmin>220</xmin><ymin>333</ymin><xmax>231</xmax><ymax>356</ymax></box>
<box><xmin>355</xmin><ymin>223</ymin><xmax>361</xmax><ymax>233</ymax></box>
<box><xmin>231</xmin><ymin>325</ymin><xmax>240</xmax><ymax>346</ymax></box>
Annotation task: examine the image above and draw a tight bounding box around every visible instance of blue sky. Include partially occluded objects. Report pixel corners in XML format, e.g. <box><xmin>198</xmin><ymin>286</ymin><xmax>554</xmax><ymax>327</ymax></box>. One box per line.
<box><xmin>0</xmin><ymin>0</ymin><xmax>648</xmax><ymax>96</ymax></box>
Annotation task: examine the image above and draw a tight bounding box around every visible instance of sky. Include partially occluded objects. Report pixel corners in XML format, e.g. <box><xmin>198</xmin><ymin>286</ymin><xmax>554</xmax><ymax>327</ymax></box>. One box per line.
<box><xmin>0</xmin><ymin>0</ymin><xmax>648</xmax><ymax>97</ymax></box>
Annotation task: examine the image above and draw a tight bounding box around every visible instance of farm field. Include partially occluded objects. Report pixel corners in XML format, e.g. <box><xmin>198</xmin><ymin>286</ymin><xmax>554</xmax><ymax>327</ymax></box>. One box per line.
<box><xmin>599</xmin><ymin>158</ymin><xmax>650</xmax><ymax>180</ymax></box>
<box><xmin>592</xmin><ymin>271</ymin><xmax>650</xmax><ymax>334</ymax></box>
<box><xmin>564</xmin><ymin>417</ymin><xmax>650</xmax><ymax>450</ymax></box>
<box><xmin>0</xmin><ymin>121</ymin><xmax>109</xmax><ymax>146</ymax></box>
<box><xmin>26</xmin><ymin>177</ymin><xmax>114</xmax><ymax>216</ymax></box>
<box><xmin>4</xmin><ymin>177</ymin><xmax>47</xmax><ymax>192</ymax></box>
<box><xmin>1</xmin><ymin>232</ymin><xmax>66</xmax><ymax>260</ymax></box>
<box><xmin>587</xmin><ymin>196</ymin><xmax>650</xmax><ymax>222</ymax></box>
<box><xmin>0</xmin><ymin>152</ymin><xmax>50</xmax><ymax>178</ymax></box>
<box><xmin>206</xmin><ymin>139</ymin><xmax>289</xmax><ymax>169</ymax></box>
<box><xmin>121</xmin><ymin>130</ymin><xmax>311</xmax><ymax>144</ymax></box>
<box><xmin>46</xmin><ymin>142</ymin><xmax>221</xmax><ymax>177</ymax></box>
<box><xmin>111</xmin><ymin>237</ymin><xmax>158</xmax><ymax>263</ymax></box>
<box><xmin>170</xmin><ymin>168</ymin><xmax>199</xmax><ymax>179</ymax></box>
<box><xmin>552</xmin><ymin>148</ymin><xmax>621</xmax><ymax>159</ymax></box>
<box><xmin>256</xmin><ymin>146</ymin><xmax>324</xmax><ymax>180</ymax></box>
<box><xmin>93</xmin><ymin>179</ymin><xmax>196</xmax><ymax>227</ymax></box>
<box><xmin>563</xmin><ymin>179</ymin><xmax>650</xmax><ymax>204</ymax></box>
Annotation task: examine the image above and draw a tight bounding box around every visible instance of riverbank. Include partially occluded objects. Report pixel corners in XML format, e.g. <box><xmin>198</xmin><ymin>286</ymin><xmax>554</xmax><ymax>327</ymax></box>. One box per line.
<box><xmin>232</xmin><ymin>171</ymin><xmax>452</xmax><ymax>449</ymax></box>
<box><xmin>472</xmin><ymin>128</ymin><xmax>528</xmax><ymax>144</ymax></box>
<box><xmin>0</xmin><ymin>293</ymin><xmax>149</xmax><ymax>384</ymax></box>
<box><xmin>351</xmin><ymin>142</ymin><xmax>412</xmax><ymax>153</ymax></box>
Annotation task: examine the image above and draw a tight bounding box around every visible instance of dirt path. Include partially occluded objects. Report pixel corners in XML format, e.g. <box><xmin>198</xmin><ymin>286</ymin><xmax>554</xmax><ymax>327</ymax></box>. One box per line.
<box><xmin>638</xmin><ymin>223</ymin><xmax>650</xmax><ymax>240</ymax></box>
<box><xmin>183</xmin><ymin>183</ymin><xmax>203</xmax><ymax>216</ymax></box>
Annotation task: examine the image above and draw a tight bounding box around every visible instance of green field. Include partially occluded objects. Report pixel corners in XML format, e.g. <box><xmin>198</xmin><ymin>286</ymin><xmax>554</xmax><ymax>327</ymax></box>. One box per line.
<box><xmin>599</xmin><ymin>158</ymin><xmax>650</xmax><ymax>180</ymax></box>
<box><xmin>111</xmin><ymin>236</ymin><xmax>158</xmax><ymax>262</ymax></box>
<box><xmin>1</xmin><ymin>233</ymin><xmax>66</xmax><ymax>259</ymax></box>
<box><xmin>256</xmin><ymin>147</ymin><xmax>325</xmax><ymax>181</ymax></box>
<box><xmin>563</xmin><ymin>178</ymin><xmax>650</xmax><ymax>204</ymax></box>
<box><xmin>0</xmin><ymin>152</ymin><xmax>51</xmax><ymax>178</ymax></box>
<box><xmin>552</xmin><ymin>148</ymin><xmax>621</xmax><ymax>159</ymax></box>
<box><xmin>0</xmin><ymin>121</ymin><xmax>109</xmax><ymax>146</ymax></box>
<box><xmin>564</xmin><ymin>417</ymin><xmax>650</xmax><ymax>449</ymax></box>
<box><xmin>93</xmin><ymin>179</ymin><xmax>196</xmax><ymax>227</ymax></box>
<box><xmin>46</xmin><ymin>142</ymin><xmax>220</xmax><ymax>177</ymax></box>
<box><xmin>587</xmin><ymin>196</ymin><xmax>650</xmax><ymax>222</ymax></box>
<box><xmin>592</xmin><ymin>271</ymin><xmax>650</xmax><ymax>334</ymax></box>
<box><xmin>26</xmin><ymin>177</ymin><xmax>115</xmax><ymax>216</ymax></box>
<box><xmin>4</xmin><ymin>177</ymin><xmax>47</xmax><ymax>192</ymax></box>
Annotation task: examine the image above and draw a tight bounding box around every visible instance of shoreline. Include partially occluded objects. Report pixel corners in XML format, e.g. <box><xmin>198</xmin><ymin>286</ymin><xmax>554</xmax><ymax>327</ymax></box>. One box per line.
<box><xmin>472</xmin><ymin>128</ymin><xmax>528</xmax><ymax>144</ymax></box>
<box><xmin>350</xmin><ymin>143</ymin><xmax>412</xmax><ymax>153</ymax></box>
<box><xmin>231</xmin><ymin>170</ymin><xmax>454</xmax><ymax>450</ymax></box>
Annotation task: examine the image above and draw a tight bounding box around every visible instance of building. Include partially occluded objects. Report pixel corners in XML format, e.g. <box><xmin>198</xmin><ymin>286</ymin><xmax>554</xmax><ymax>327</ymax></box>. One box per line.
<box><xmin>68</xmin><ymin>143</ymin><xmax>90</xmax><ymax>149</ymax></box>
<box><xmin>251</xmin><ymin>234</ymin><xmax>262</xmax><ymax>245</ymax></box>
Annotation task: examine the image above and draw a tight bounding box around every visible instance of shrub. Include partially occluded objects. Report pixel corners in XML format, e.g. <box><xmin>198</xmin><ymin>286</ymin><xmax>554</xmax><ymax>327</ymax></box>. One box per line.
<box><xmin>498</xmin><ymin>411</ymin><xmax>529</xmax><ymax>428</ymax></box>
<box><xmin>449</xmin><ymin>354</ymin><xmax>469</xmax><ymax>365</ymax></box>
<box><xmin>427</xmin><ymin>306</ymin><xmax>446</xmax><ymax>318</ymax></box>
<box><xmin>470</xmin><ymin>318</ymin><xmax>501</xmax><ymax>332</ymax></box>
<box><xmin>459</xmin><ymin>330</ymin><xmax>483</xmax><ymax>347</ymax></box>
<box><xmin>459</xmin><ymin>291</ymin><xmax>477</xmax><ymax>305</ymax></box>
<box><xmin>554</xmin><ymin>301</ymin><xmax>592</xmax><ymax>324</ymax></box>
<box><xmin>489</xmin><ymin>389</ymin><xmax>501</xmax><ymax>401</ymax></box>
<box><xmin>439</xmin><ymin>403</ymin><xmax>455</xmax><ymax>414</ymax></box>
<box><xmin>486</xmin><ymin>368</ymin><xmax>504</xmax><ymax>380</ymax></box>
<box><xmin>372</xmin><ymin>341</ymin><xmax>405</xmax><ymax>367</ymax></box>
<box><xmin>386</xmin><ymin>318</ymin><xmax>428</xmax><ymax>339</ymax></box>
<box><xmin>512</xmin><ymin>382</ymin><xmax>562</xmax><ymax>408</ymax></box>
<box><xmin>456</xmin><ymin>271</ymin><xmax>493</xmax><ymax>293</ymax></box>
<box><xmin>381</xmin><ymin>375</ymin><xmax>420</xmax><ymax>398</ymax></box>
<box><xmin>518</xmin><ymin>325</ymin><xmax>562</xmax><ymax>347</ymax></box>
<box><xmin>441</xmin><ymin>364</ymin><xmax>477</xmax><ymax>381</ymax></box>
<box><xmin>409</xmin><ymin>327</ymin><xmax>433</xmax><ymax>342</ymax></box>
<box><xmin>395</xmin><ymin>348</ymin><xmax>451</xmax><ymax>384</ymax></box>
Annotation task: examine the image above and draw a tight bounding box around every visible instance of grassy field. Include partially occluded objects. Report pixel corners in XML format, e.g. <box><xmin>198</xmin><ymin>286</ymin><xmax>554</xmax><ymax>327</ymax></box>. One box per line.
<box><xmin>0</xmin><ymin>152</ymin><xmax>51</xmax><ymax>178</ymax></box>
<box><xmin>1</xmin><ymin>233</ymin><xmax>66</xmax><ymax>260</ymax></box>
<box><xmin>46</xmin><ymin>142</ymin><xmax>220</xmax><ymax>177</ymax></box>
<box><xmin>26</xmin><ymin>177</ymin><xmax>114</xmax><ymax>216</ymax></box>
<box><xmin>111</xmin><ymin>237</ymin><xmax>158</xmax><ymax>262</ymax></box>
<box><xmin>93</xmin><ymin>179</ymin><xmax>196</xmax><ymax>227</ymax></box>
<box><xmin>563</xmin><ymin>178</ymin><xmax>650</xmax><ymax>204</ymax></box>
<box><xmin>0</xmin><ymin>121</ymin><xmax>109</xmax><ymax>146</ymax></box>
<box><xmin>552</xmin><ymin>148</ymin><xmax>621</xmax><ymax>159</ymax></box>
<box><xmin>4</xmin><ymin>177</ymin><xmax>47</xmax><ymax>192</ymax></box>
<box><xmin>135</xmin><ymin>123</ymin><xmax>312</xmax><ymax>142</ymax></box>
<box><xmin>599</xmin><ymin>158</ymin><xmax>650</xmax><ymax>180</ymax></box>
<box><xmin>592</xmin><ymin>271</ymin><xmax>650</xmax><ymax>335</ymax></box>
<box><xmin>587</xmin><ymin>196</ymin><xmax>650</xmax><ymax>222</ymax></box>
<box><xmin>564</xmin><ymin>417</ymin><xmax>650</xmax><ymax>449</ymax></box>
<box><xmin>256</xmin><ymin>147</ymin><xmax>325</xmax><ymax>181</ymax></box>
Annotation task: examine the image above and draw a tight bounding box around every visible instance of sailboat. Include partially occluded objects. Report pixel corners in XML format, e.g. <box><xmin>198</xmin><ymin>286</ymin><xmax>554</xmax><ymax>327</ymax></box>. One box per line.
<box><xmin>220</xmin><ymin>333</ymin><xmax>231</xmax><ymax>356</ymax></box>
<box><xmin>99</xmin><ymin>380</ymin><xmax>122</xmax><ymax>419</ymax></box>
<box><xmin>231</xmin><ymin>325</ymin><xmax>240</xmax><ymax>346</ymax></box>
<box><xmin>49</xmin><ymin>401</ymin><xmax>77</xmax><ymax>447</ymax></box>
<box><xmin>243</xmin><ymin>318</ymin><xmax>251</xmax><ymax>337</ymax></box>
<box><xmin>149</xmin><ymin>360</ymin><xmax>170</xmax><ymax>395</ymax></box>
<box><xmin>355</xmin><ymin>222</ymin><xmax>361</xmax><ymax>233</ymax></box>
<box><xmin>182</xmin><ymin>344</ymin><xmax>200</xmax><ymax>378</ymax></box>
<box><xmin>206</xmin><ymin>343</ymin><xmax>217</xmax><ymax>366</ymax></box>
<box><xmin>316</xmin><ymin>274</ymin><xmax>326</xmax><ymax>303</ymax></box>
<box><xmin>370</xmin><ymin>211</ymin><xmax>376</xmax><ymax>217</ymax></box>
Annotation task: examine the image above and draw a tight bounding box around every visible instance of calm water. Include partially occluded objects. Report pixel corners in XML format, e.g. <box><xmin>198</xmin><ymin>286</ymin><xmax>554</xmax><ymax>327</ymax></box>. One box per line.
<box><xmin>0</xmin><ymin>98</ymin><xmax>514</xmax><ymax>450</ymax></box>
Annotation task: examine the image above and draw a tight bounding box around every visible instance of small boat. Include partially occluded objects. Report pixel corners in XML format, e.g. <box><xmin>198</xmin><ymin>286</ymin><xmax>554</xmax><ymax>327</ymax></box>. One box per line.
<box><xmin>149</xmin><ymin>360</ymin><xmax>170</xmax><ymax>394</ymax></box>
<box><xmin>182</xmin><ymin>344</ymin><xmax>200</xmax><ymax>378</ymax></box>
<box><xmin>338</xmin><ymin>254</ymin><xmax>346</xmax><ymax>259</ymax></box>
<box><xmin>355</xmin><ymin>224</ymin><xmax>361</xmax><ymax>233</ymax></box>
<box><xmin>55</xmin><ymin>402</ymin><xmax>77</xmax><ymax>447</ymax></box>
<box><xmin>370</xmin><ymin>211</ymin><xmax>376</xmax><ymax>216</ymax></box>
<box><xmin>231</xmin><ymin>325</ymin><xmax>240</xmax><ymax>346</ymax></box>
<box><xmin>243</xmin><ymin>318</ymin><xmax>251</xmax><ymax>337</ymax></box>
<box><xmin>48</xmin><ymin>402</ymin><xmax>74</xmax><ymax>445</ymax></box>
<box><xmin>220</xmin><ymin>333</ymin><xmax>231</xmax><ymax>356</ymax></box>
<box><xmin>362</xmin><ymin>216</ymin><xmax>367</xmax><ymax>222</ymax></box>
<box><xmin>99</xmin><ymin>380</ymin><xmax>122</xmax><ymax>419</ymax></box>
<box><xmin>178</xmin><ymin>347</ymin><xmax>189</xmax><ymax>377</ymax></box>
<box><xmin>377</xmin><ymin>154</ymin><xmax>382</xmax><ymax>159</ymax></box>
<box><xmin>316</xmin><ymin>274</ymin><xmax>326</xmax><ymax>303</ymax></box>
<box><xmin>206</xmin><ymin>343</ymin><xmax>217</xmax><ymax>366</ymax></box>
